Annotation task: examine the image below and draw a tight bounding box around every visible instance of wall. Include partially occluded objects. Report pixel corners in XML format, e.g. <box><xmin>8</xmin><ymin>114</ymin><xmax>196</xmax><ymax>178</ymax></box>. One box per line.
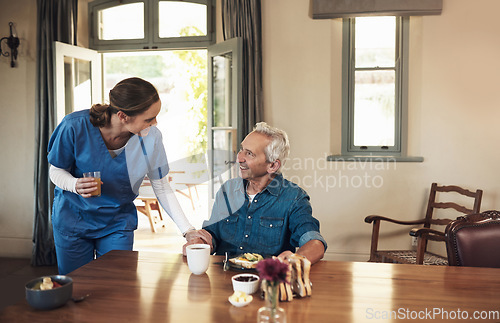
<box><xmin>0</xmin><ymin>0</ymin><xmax>91</xmax><ymax>258</ymax></box>
<box><xmin>262</xmin><ymin>0</ymin><xmax>500</xmax><ymax>261</ymax></box>
<box><xmin>2</xmin><ymin>0</ymin><xmax>500</xmax><ymax>261</ymax></box>
<box><xmin>0</xmin><ymin>0</ymin><xmax>37</xmax><ymax>257</ymax></box>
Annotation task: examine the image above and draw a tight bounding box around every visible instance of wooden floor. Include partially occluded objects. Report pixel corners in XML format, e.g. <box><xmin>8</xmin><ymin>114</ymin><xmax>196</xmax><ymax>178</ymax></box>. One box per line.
<box><xmin>0</xmin><ymin>189</ymin><xmax>208</xmax><ymax>311</ymax></box>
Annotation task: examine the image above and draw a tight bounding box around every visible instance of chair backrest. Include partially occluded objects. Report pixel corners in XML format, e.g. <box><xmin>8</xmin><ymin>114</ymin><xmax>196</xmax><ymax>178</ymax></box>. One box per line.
<box><xmin>445</xmin><ymin>210</ymin><xmax>500</xmax><ymax>267</ymax></box>
<box><xmin>423</xmin><ymin>183</ymin><xmax>483</xmax><ymax>228</ymax></box>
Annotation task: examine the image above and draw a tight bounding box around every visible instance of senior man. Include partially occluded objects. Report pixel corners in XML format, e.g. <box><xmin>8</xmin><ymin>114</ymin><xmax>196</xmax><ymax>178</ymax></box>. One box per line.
<box><xmin>184</xmin><ymin>122</ymin><xmax>327</xmax><ymax>264</ymax></box>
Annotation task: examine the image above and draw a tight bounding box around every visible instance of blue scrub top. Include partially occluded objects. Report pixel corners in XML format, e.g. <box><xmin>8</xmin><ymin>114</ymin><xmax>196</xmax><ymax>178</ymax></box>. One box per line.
<box><xmin>47</xmin><ymin>109</ymin><xmax>169</xmax><ymax>239</ymax></box>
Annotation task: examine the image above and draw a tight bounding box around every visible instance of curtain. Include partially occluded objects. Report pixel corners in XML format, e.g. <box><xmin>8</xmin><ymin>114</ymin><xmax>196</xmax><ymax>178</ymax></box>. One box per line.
<box><xmin>33</xmin><ymin>0</ymin><xmax>78</xmax><ymax>266</ymax></box>
<box><xmin>221</xmin><ymin>0</ymin><xmax>263</xmax><ymax>136</ymax></box>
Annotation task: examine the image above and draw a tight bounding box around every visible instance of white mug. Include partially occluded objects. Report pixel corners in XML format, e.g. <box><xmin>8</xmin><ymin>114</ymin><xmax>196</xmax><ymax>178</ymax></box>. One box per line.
<box><xmin>186</xmin><ymin>244</ymin><xmax>211</xmax><ymax>275</ymax></box>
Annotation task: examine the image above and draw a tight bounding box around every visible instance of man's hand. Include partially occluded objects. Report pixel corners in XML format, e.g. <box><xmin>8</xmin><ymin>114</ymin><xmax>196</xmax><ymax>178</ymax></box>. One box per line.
<box><xmin>277</xmin><ymin>250</ymin><xmax>294</xmax><ymax>263</ymax></box>
<box><xmin>295</xmin><ymin>240</ymin><xmax>325</xmax><ymax>265</ymax></box>
<box><xmin>276</xmin><ymin>240</ymin><xmax>325</xmax><ymax>265</ymax></box>
<box><xmin>182</xmin><ymin>229</ymin><xmax>213</xmax><ymax>256</ymax></box>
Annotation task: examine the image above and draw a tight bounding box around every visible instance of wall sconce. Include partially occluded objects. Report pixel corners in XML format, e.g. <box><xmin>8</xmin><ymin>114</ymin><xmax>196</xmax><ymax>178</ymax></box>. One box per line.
<box><xmin>1</xmin><ymin>22</ymin><xmax>20</xmax><ymax>68</ymax></box>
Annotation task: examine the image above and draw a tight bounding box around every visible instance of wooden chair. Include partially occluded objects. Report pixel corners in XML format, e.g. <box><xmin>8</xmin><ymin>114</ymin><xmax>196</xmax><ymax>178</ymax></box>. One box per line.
<box><xmin>445</xmin><ymin>210</ymin><xmax>500</xmax><ymax>268</ymax></box>
<box><xmin>136</xmin><ymin>197</ymin><xmax>166</xmax><ymax>233</ymax></box>
<box><xmin>135</xmin><ymin>170</ymin><xmax>204</xmax><ymax>232</ymax></box>
<box><xmin>364</xmin><ymin>183</ymin><xmax>483</xmax><ymax>265</ymax></box>
<box><xmin>135</xmin><ymin>175</ymin><xmax>168</xmax><ymax>233</ymax></box>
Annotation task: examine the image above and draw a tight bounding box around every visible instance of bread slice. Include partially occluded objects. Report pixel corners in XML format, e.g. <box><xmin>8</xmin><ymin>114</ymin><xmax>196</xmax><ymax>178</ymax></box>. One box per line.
<box><xmin>289</xmin><ymin>255</ymin><xmax>306</xmax><ymax>297</ymax></box>
<box><xmin>267</xmin><ymin>254</ymin><xmax>312</xmax><ymax>301</ymax></box>
<box><xmin>272</xmin><ymin>257</ymin><xmax>293</xmax><ymax>302</ymax></box>
<box><xmin>295</xmin><ymin>254</ymin><xmax>312</xmax><ymax>296</ymax></box>
<box><xmin>284</xmin><ymin>262</ymin><xmax>294</xmax><ymax>301</ymax></box>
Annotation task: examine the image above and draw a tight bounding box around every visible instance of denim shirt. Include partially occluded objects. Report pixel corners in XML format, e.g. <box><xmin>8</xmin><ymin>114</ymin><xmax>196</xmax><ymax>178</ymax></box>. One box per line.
<box><xmin>203</xmin><ymin>174</ymin><xmax>327</xmax><ymax>256</ymax></box>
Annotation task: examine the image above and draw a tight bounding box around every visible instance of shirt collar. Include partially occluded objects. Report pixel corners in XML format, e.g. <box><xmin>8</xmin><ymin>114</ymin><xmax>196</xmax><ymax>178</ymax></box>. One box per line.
<box><xmin>264</xmin><ymin>174</ymin><xmax>282</xmax><ymax>196</ymax></box>
<box><xmin>238</xmin><ymin>174</ymin><xmax>283</xmax><ymax>197</ymax></box>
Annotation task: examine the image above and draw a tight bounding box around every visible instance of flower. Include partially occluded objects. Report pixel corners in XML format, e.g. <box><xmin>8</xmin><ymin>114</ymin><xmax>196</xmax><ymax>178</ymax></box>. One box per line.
<box><xmin>256</xmin><ymin>258</ymin><xmax>289</xmax><ymax>283</ymax></box>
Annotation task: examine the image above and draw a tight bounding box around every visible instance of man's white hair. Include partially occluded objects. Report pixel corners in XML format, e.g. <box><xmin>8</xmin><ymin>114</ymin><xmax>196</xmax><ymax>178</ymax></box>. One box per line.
<box><xmin>253</xmin><ymin>122</ymin><xmax>290</xmax><ymax>173</ymax></box>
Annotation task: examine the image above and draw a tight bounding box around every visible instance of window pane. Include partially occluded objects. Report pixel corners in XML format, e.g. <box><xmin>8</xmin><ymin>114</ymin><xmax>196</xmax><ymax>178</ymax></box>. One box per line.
<box><xmin>159</xmin><ymin>1</ymin><xmax>207</xmax><ymax>38</ymax></box>
<box><xmin>63</xmin><ymin>57</ymin><xmax>92</xmax><ymax>115</ymax></box>
<box><xmin>353</xmin><ymin>70</ymin><xmax>395</xmax><ymax>146</ymax></box>
<box><xmin>212</xmin><ymin>54</ymin><xmax>232</xmax><ymax>127</ymax></box>
<box><xmin>212</xmin><ymin>129</ymin><xmax>235</xmax><ymax>184</ymax></box>
<box><xmin>103</xmin><ymin>50</ymin><xmax>208</xmax><ymax>161</ymax></box>
<box><xmin>99</xmin><ymin>3</ymin><xmax>144</xmax><ymax>40</ymax></box>
<box><xmin>355</xmin><ymin>17</ymin><xmax>395</xmax><ymax>68</ymax></box>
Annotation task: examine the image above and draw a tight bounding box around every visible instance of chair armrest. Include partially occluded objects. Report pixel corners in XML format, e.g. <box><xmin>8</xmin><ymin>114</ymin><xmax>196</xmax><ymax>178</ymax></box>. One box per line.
<box><xmin>364</xmin><ymin>215</ymin><xmax>426</xmax><ymax>226</ymax></box>
<box><xmin>410</xmin><ymin>227</ymin><xmax>445</xmax><ymax>241</ymax></box>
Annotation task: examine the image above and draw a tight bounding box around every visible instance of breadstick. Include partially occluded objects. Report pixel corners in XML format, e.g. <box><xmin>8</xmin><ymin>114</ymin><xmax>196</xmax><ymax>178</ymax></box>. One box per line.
<box><xmin>285</xmin><ymin>262</ymin><xmax>293</xmax><ymax>301</ymax></box>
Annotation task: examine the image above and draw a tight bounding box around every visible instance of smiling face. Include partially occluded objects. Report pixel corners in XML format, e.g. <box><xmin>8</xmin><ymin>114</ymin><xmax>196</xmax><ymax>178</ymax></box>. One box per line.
<box><xmin>122</xmin><ymin>99</ymin><xmax>161</xmax><ymax>136</ymax></box>
<box><xmin>237</xmin><ymin>131</ymin><xmax>276</xmax><ymax>182</ymax></box>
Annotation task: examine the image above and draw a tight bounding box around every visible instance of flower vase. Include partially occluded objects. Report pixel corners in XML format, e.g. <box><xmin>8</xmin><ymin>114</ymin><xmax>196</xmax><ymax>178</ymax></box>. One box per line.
<box><xmin>257</xmin><ymin>281</ymin><xmax>286</xmax><ymax>323</ymax></box>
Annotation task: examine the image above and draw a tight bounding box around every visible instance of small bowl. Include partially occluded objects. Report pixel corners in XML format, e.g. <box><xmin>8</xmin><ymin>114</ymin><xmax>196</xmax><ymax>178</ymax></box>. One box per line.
<box><xmin>231</xmin><ymin>273</ymin><xmax>260</xmax><ymax>295</ymax></box>
<box><xmin>25</xmin><ymin>275</ymin><xmax>73</xmax><ymax>310</ymax></box>
<box><xmin>228</xmin><ymin>294</ymin><xmax>253</xmax><ymax>307</ymax></box>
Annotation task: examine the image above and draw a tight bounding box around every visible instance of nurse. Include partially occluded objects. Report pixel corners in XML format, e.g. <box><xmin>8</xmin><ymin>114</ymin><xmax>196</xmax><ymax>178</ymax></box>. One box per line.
<box><xmin>48</xmin><ymin>77</ymin><xmax>197</xmax><ymax>274</ymax></box>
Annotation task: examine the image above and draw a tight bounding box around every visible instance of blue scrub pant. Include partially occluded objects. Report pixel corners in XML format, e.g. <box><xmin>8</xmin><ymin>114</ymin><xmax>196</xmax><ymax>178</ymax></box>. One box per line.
<box><xmin>53</xmin><ymin>230</ymin><xmax>134</xmax><ymax>274</ymax></box>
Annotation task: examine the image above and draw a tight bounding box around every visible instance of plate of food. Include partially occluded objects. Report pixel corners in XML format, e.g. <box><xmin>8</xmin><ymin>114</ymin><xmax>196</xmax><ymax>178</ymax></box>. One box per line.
<box><xmin>227</xmin><ymin>253</ymin><xmax>264</xmax><ymax>271</ymax></box>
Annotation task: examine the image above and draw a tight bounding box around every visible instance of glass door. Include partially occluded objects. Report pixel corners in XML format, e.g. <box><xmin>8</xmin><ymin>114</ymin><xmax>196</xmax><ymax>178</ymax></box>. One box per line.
<box><xmin>54</xmin><ymin>41</ymin><xmax>102</xmax><ymax>124</ymax></box>
<box><xmin>207</xmin><ymin>37</ymin><xmax>242</xmax><ymax>202</ymax></box>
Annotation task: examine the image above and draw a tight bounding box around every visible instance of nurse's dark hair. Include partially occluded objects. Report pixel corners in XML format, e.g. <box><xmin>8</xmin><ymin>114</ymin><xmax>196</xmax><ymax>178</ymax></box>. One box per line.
<box><xmin>89</xmin><ymin>77</ymin><xmax>160</xmax><ymax>127</ymax></box>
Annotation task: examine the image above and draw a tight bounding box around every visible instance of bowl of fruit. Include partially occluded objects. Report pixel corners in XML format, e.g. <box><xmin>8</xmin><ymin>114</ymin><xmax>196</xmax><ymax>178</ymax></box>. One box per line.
<box><xmin>25</xmin><ymin>275</ymin><xmax>73</xmax><ymax>310</ymax></box>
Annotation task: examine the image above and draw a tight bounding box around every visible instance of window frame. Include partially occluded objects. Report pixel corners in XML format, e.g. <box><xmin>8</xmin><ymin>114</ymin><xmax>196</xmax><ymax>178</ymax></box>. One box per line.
<box><xmin>88</xmin><ymin>0</ymin><xmax>215</xmax><ymax>51</ymax></box>
<box><xmin>337</xmin><ymin>16</ymin><xmax>416</xmax><ymax>160</ymax></box>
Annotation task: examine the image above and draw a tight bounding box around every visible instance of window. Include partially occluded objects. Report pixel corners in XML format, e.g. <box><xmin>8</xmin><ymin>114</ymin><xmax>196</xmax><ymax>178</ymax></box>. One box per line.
<box><xmin>89</xmin><ymin>0</ymin><xmax>214</xmax><ymax>50</ymax></box>
<box><xmin>333</xmin><ymin>16</ymin><xmax>421</xmax><ymax>161</ymax></box>
<box><xmin>97</xmin><ymin>2</ymin><xmax>145</xmax><ymax>41</ymax></box>
<box><xmin>158</xmin><ymin>1</ymin><xmax>207</xmax><ymax>38</ymax></box>
<box><xmin>54</xmin><ymin>42</ymin><xmax>101</xmax><ymax>125</ymax></box>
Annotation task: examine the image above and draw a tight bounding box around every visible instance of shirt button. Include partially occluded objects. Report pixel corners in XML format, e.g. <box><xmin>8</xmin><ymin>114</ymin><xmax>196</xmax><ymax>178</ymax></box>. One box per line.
<box><xmin>226</xmin><ymin>219</ymin><xmax>229</xmax><ymax>222</ymax></box>
<box><xmin>239</xmin><ymin>246</ymin><xmax>243</xmax><ymax>250</ymax></box>
<box><xmin>269</xmin><ymin>224</ymin><xmax>273</xmax><ymax>228</ymax></box>
<box><xmin>254</xmin><ymin>199</ymin><xmax>257</xmax><ymax>203</ymax></box>
<box><xmin>248</xmin><ymin>216</ymin><xmax>251</xmax><ymax>219</ymax></box>
<box><xmin>245</xmin><ymin>234</ymin><xmax>249</xmax><ymax>238</ymax></box>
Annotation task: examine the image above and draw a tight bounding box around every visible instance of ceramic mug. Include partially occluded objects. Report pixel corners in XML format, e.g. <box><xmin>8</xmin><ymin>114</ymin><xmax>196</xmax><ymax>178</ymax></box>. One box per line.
<box><xmin>186</xmin><ymin>244</ymin><xmax>211</xmax><ymax>275</ymax></box>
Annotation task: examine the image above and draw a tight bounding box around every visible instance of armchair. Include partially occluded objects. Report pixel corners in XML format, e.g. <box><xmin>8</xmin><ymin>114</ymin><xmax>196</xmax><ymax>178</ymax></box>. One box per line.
<box><xmin>365</xmin><ymin>183</ymin><xmax>483</xmax><ymax>265</ymax></box>
<box><xmin>445</xmin><ymin>210</ymin><xmax>500</xmax><ymax>268</ymax></box>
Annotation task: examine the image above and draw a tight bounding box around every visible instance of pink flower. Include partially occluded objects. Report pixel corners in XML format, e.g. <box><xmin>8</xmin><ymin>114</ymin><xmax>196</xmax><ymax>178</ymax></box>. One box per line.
<box><xmin>256</xmin><ymin>258</ymin><xmax>289</xmax><ymax>283</ymax></box>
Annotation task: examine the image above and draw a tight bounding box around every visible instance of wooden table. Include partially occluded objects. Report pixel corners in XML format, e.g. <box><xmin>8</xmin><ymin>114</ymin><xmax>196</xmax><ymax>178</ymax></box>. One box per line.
<box><xmin>2</xmin><ymin>250</ymin><xmax>500</xmax><ymax>322</ymax></box>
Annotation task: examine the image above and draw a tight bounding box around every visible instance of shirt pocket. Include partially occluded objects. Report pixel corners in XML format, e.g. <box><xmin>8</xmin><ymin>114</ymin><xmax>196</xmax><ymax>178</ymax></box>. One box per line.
<box><xmin>257</xmin><ymin>217</ymin><xmax>284</xmax><ymax>248</ymax></box>
<box><xmin>220</xmin><ymin>214</ymin><xmax>239</xmax><ymax>241</ymax></box>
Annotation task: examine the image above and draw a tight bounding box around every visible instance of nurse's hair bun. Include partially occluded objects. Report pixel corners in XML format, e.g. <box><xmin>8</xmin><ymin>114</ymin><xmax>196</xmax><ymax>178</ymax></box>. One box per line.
<box><xmin>89</xmin><ymin>103</ymin><xmax>112</xmax><ymax>127</ymax></box>
<box><xmin>90</xmin><ymin>77</ymin><xmax>159</xmax><ymax>127</ymax></box>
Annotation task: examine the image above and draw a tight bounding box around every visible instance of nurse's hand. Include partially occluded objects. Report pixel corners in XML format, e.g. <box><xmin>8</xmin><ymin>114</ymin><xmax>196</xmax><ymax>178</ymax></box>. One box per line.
<box><xmin>75</xmin><ymin>177</ymin><xmax>100</xmax><ymax>198</ymax></box>
<box><xmin>182</xmin><ymin>229</ymin><xmax>214</xmax><ymax>256</ymax></box>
